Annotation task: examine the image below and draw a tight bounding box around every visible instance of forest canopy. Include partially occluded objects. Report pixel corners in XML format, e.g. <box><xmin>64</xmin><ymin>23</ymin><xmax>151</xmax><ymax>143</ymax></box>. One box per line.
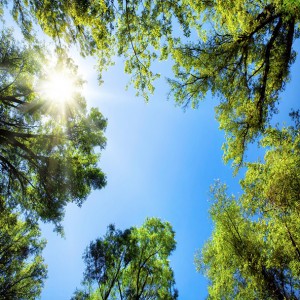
<box><xmin>2</xmin><ymin>0</ymin><xmax>299</xmax><ymax>169</ymax></box>
<box><xmin>0</xmin><ymin>1</ymin><xmax>299</xmax><ymax>299</ymax></box>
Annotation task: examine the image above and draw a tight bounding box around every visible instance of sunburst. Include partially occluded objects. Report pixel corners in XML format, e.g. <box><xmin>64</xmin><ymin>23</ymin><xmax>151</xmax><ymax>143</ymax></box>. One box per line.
<box><xmin>41</xmin><ymin>70</ymin><xmax>76</xmax><ymax>104</ymax></box>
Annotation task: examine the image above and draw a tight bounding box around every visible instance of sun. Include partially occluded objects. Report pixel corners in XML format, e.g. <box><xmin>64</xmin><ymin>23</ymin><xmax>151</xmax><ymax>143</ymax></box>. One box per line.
<box><xmin>41</xmin><ymin>70</ymin><xmax>76</xmax><ymax>104</ymax></box>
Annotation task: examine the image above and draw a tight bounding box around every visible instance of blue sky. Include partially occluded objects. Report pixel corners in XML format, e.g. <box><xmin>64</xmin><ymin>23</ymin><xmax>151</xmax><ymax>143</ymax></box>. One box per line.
<box><xmin>40</xmin><ymin>44</ymin><xmax>299</xmax><ymax>299</ymax></box>
<box><xmin>4</xmin><ymin>8</ymin><xmax>300</xmax><ymax>299</ymax></box>
<box><xmin>40</xmin><ymin>54</ymin><xmax>242</xmax><ymax>299</ymax></box>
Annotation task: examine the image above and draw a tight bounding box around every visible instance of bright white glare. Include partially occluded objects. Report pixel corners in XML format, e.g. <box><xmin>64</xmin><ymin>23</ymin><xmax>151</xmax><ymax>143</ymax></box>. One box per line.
<box><xmin>41</xmin><ymin>71</ymin><xmax>76</xmax><ymax>104</ymax></box>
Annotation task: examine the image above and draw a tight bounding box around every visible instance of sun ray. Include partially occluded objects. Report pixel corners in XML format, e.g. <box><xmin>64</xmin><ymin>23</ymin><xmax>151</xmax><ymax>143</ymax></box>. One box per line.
<box><xmin>41</xmin><ymin>70</ymin><xmax>76</xmax><ymax>104</ymax></box>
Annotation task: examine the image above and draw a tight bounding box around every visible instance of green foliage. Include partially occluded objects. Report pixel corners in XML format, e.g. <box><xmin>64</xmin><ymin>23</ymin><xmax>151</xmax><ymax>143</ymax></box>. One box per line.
<box><xmin>197</xmin><ymin>125</ymin><xmax>300</xmax><ymax>299</ymax></box>
<box><xmin>2</xmin><ymin>1</ymin><xmax>299</xmax><ymax>168</ymax></box>
<box><xmin>0</xmin><ymin>0</ymin><xmax>194</xmax><ymax>100</ymax></box>
<box><xmin>0</xmin><ymin>199</ymin><xmax>47</xmax><ymax>300</ymax></box>
<box><xmin>1</xmin><ymin>1</ymin><xmax>299</xmax><ymax>298</ymax></box>
<box><xmin>0</xmin><ymin>28</ymin><xmax>107</xmax><ymax>232</ymax></box>
<box><xmin>72</xmin><ymin>218</ymin><xmax>178</xmax><ymax>300</ymax></box>
<box><xmin>169</xmin><ymin>0</ymin><xmax>300</xmax><ymax>170</ymax></box>
<box><xmin>242</xmin><ymin>121</ymin><xmax>300</xmax><ymax>216</ymax></box>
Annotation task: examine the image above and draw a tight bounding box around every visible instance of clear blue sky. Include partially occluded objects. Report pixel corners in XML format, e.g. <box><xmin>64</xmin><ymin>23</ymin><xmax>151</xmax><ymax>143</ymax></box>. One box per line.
<box><xmin>40</xmin><ymin>39</ymin><xmax>299</xmax><ymax>299</ymax></box>
<box><xmin>5</xmin><ymin>9</ymin><xmax>300</xmax><ymax>299</ymax></box>
<box><xmin>40</xmin><ymin>54</ymin><xmax>239</xmax><ymax>299</ymax></box>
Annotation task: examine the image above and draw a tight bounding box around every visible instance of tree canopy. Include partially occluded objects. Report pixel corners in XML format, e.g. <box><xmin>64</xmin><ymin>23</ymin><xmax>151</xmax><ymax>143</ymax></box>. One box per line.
<box><xmin>0</xmin><ymin>200</ymin><xmax>47</xmax><ymax>300</ymax></box>
<box><xmin>2</xmin><ymin>0</ymin><xmax>299</xmax><ymax>169</ymax></box>
<box><xmin>169</xmin><ymin>0</ymin><xmax>300</xmax><ymax>170</ymax></box>
<box><xmin>73</xmin><ymin>218</ymin><xmax>178</xmax><ymax>300</ymax></box>
<box><xmin>0</xmin><ymin>28</ymin><xmax>107</xmax><ymax>232</ymax></box>
<box><xmin>196</xmin><ymin>120</ymin><xmax>300</xmax><ymax>299</ymax></box>
<box><xmin>0</xmin><ymin>0</ymin><xmax>299</xmax><ymax>298</ymax></box>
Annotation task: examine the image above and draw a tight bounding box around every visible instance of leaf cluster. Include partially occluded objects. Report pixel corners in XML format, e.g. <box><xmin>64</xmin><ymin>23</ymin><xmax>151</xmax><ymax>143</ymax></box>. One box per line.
<box><xmin>73</xmin><ymin>218</ymin><xmax>178</xmax><ymax>300</ymax></box>
<box><xmin>0</xmin><ymin>28</ymin><xmax>107</xmax><ymax>232</ymax></box>
<box><xmin>197</xmin><ymin>122</ymin><xmax>300</xmax><ymax>299</ymax></box>
<box><xmin>169</xmin><ymin>0</ymin><xmax>300</xmax><ymax>170</ymax></box>
<box><xmin>0</xmin><ymin>199</ymin><xmax>47</xmax><ymax>300</ymax></box>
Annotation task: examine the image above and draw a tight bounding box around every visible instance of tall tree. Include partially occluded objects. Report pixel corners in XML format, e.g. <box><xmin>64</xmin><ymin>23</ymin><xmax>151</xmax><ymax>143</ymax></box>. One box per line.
<box><xmin>0</xmin><ymin>28</ymin><xmax>107</xmax><ymax>232</ymax></box>
<box><xmin>0</xmin><ymin>199</ymin><xmax>47</xmax><ymax>300</ymax></box>
<box><xmin>2</xmin><ymin>1</ymin><xmax>299</xmax><ymax>168</ymax></box>
<box><xmin>196</xmin><ymin>120</ymin><xmax>300</xmax><ymax>299</ymax></box>
<box><xmin>72</xmin><ymin>218</ymin><xmax>178</xmax><ymax>300</ymax></box>
<box><xmin>169</xmin><ymin>1</ymin><xmax>300</xmax><ymax>170</ymax></box>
